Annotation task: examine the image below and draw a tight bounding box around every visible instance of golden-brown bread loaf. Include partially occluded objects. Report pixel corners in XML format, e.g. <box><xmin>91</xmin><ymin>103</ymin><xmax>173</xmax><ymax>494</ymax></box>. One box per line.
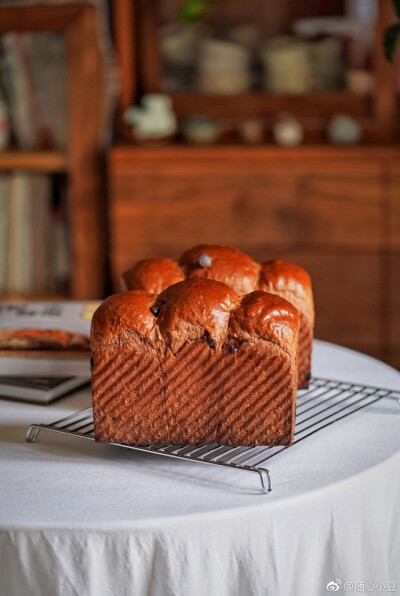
<box><xmin>0</xmin><ymin>329</ymin><xmax>89</xmax><ymax>350</ymax></box>
<box><xmin>91</xmin><ymin>278</ymin><xmax>300</xmax><ymax>447</ymax></box>
<box><xmin>122</xmin><ymin>245</ymin><xmax>314</xmax><ymax>388</ymax></box>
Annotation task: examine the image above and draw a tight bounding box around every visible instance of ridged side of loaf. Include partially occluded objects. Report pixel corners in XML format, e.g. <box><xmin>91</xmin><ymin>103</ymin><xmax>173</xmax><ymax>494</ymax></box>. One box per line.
<box><xmin>92</xmin><ymin>340</ymin><xmax>297</xmax><ymax>447</ymax></box>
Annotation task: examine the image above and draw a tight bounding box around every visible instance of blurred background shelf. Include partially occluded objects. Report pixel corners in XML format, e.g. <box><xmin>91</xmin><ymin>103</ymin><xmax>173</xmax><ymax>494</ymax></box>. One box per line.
<box><xmin>110</xmin><ymin>143</ymin><xmax>400</xmax><ymax>158</ymax></box>
<box><xmin>0</xmin><ymin>151</ymin><xmax>67</xmax><ymax>173</ymax></box>
<box><xmin>0</xmin><ymin>293</ymin><xmax>67</xmax><ymax>303</ymax></box>
<box><xmin>169</xmin><ymin>91</ymin><xmax>373</xmax><ymax>118</ymax></box>
<box><xmin>0</xmin><ymin>3</ymin><xmax>106</xmax><ymax>301</ymax></box>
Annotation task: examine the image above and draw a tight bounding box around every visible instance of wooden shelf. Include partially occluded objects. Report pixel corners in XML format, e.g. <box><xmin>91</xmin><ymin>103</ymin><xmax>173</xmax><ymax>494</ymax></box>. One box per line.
<box><xmin>170</xmin><ymin>91</ymin><xmax>374</xmax><ymax>119</ymax></box>
<box><xmin>0</xmin><ymin>150</ymin><xmax>67</xmax><ymax>173</ymax></box>
<box><xmin>114</xmin><ymin>0</ymin><xmax>398</xmax><ymax>139</ymax></box>
<box><xmin>110</xmin><ymin>142</ymin><xmax>400</xmax><ymax>164</ymax></box>
<box><xmin>0</xmin><ymin>294</ymin><xmax>69</xmax><ymax>303</ymax></box>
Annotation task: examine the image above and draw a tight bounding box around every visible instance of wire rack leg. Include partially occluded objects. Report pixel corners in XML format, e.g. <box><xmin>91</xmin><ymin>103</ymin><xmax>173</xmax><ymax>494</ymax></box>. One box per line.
<box><xmin>256</xmin><ymin>468</ymin><xmax>272</xmax><ymax>493</ymax></box>
<box><xmin>26</xmin><ymin>425</ymin><xmax>41</xmax><ymax>443</ymax></box>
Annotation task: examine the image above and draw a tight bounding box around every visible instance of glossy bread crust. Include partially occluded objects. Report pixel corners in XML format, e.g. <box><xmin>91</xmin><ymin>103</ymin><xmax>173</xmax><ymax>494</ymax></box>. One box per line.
<box><xmin>179</xmin><ymin>244</ymin><xmax>261</xmax><ymax>295</ymax></box>
<box><xmin>92</xmin><ymin>278</ymin><xmax>299</xmax><ymax>355</ymax></box>
<box><xmin>91</xmin><ymin>279</ymin><xmax>300</xmax><ymax>447</ymax></box>
<box><xmin>122</xmin><ymin>245</ymin><xmax>312</xmax><ymax>298</ymax></box>
<box><xmin>122</xmin><ymin>245</ymin><xmax>314</xmax><ymax>387</ymax></box>
<box><xmin>91</xmin><ymin>290</ymin><xmax>158</xmax><ymax>348</ymax></box>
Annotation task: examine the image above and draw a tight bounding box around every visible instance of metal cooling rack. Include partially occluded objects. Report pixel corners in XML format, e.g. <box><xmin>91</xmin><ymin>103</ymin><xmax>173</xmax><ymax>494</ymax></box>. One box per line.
<box><xmin>26</xmin><ymin>376</ymin><xmax>400</xmax><ymax>493</ymax></box>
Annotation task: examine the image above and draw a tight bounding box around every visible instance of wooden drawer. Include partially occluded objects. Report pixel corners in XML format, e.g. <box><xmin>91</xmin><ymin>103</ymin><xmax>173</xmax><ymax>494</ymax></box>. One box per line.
<box><xmin>272</xmin><ymin>251</ymin><xmax>382</xmax><ymax>349</ymax></box>
<box><xmin>385</xmin><ymin>348</ymin><xmax>400</xmax><ymax>371</ymax></box>
<box><xmin>109</xmin><ymin>159</ymin><xmax>382</xmax><ymax>283</ymax></box>
<box><xmin>388</xmin><ymin>254</ymin><xmax>400</xmax><ymax>347</ymax></box>
<box><xmin>388</xmin><ymin>165</ymin><xmax>400</xmax><ymax>249</ymax></box>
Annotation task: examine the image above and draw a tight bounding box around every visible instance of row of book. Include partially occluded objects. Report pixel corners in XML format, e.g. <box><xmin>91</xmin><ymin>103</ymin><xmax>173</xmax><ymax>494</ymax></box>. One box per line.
<box><xmin>0</xmin><ymin>32</ymin><xmax>67</xmax><ymax>150</ymax></box>
<box><xmin>0</xmin><ymin>172</ymin><xmax>70</xmax><ymax>296</ymax></box>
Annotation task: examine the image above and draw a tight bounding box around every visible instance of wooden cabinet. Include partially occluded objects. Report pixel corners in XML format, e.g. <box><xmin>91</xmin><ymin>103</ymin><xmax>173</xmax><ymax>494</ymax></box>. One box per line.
<box><xmin>109</xmin><ymin>145</ymin><xmax>400</xmax><ymax>368</ymax></box>
<box><xmin>280</xmin><ymin>252</ymin><xmax>382</xmax><ymax>347</ymax></box>
<box><xmin>113</xmin><ymin>0</ymin><xmax>399</xmax><ymax>144</ymax></box>
<box><xmin>388</xmin><ymin>254</ymin><xmax>400</xmax><ymax>369</ymax></box>
<box><xmin>108</xmin><ymin>0</ymin><xmax>400</xmax><ymax>369</ymax></box>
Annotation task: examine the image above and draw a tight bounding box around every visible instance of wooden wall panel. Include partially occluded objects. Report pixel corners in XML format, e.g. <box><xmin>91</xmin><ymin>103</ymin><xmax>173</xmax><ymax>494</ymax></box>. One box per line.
<box><xmin>388</xmin><ymin>165</ymin><xmax>400</xmax><ymax>248</ymax></box>
<box><xmin>109</xmin><ymin>159</ymin><xmax>381</xmax><ymax>268</ymax></box>
<box><xmin>291</xmin><ymin>171</ymin><xmax>381</xmax><ymax>247</ymax></box>
<box><xmin>110</xmin><ymin>171</ymin><xmax>297</xmax><ymax>249</ymax></box>
<box><xmin>386</xmin><ymin>165</ymin><xmax>400</xmax><ymax>370</ymax></box>
<box><xmin>272</xmin><ymin>252</ymin><xmax>382</xmax><ymax>348</ymax></box>
<box><xmin>385</xmin><ymin>348</ymin><xmax>400</xmax><ymax>371</ymax></box>
<box><xmin>388</xmin><ymin>254</ymin><xmax>400</xmax><ymax>347</ymax></box>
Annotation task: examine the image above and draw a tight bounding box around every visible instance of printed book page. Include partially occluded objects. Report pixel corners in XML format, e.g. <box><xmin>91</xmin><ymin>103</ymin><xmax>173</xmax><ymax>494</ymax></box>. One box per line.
<box><xmin>0</xmin><ymin>301</ymin><xmax>99</xmax><ymax>375</ymax></box>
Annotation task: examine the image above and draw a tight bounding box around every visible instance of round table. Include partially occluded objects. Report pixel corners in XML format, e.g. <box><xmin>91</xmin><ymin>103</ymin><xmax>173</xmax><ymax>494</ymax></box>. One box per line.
<box><xmin>0</xmin><ymin>341</ymin><xmax>399</xmax><ymax>596</ymax></box>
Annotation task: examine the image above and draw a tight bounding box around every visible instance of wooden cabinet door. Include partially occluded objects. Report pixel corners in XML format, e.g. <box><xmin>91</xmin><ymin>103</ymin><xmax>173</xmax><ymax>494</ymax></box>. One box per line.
<box><xmin>388</xmin><ymin>254</ymin><xmax>400</xmax><ymax>369</ymax></box>
<box><xmin>278</xmin><ymin>251</ymin><xmax>382</xmax><ymax>350</ymax></box>
<box><xmin>108</xmin><ymin>149</ymin><xmax>386</xmax><ymax>362</ymax></box>
<box><xmin>109</xmin><ymin>152</ymin><xmax>382</xmax><ymax>284</ymax></box>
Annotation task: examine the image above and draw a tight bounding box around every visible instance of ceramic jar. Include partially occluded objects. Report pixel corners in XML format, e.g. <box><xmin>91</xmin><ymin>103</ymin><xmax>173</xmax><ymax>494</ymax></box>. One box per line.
<box><xmin>124</xmin><ymin>94</ymin><xmax>177</xmax><ymax>142</ymax></box>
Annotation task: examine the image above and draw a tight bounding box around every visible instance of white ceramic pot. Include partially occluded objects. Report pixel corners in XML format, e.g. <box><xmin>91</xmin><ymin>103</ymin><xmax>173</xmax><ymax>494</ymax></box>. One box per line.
<box><xmin>272</xmin><ymin>113</ymin><xmax>304</xmax><ymax>146</ymax></box>
<box><xmin>259</xmin><ymin>36</ymin><xmax>313</xmax><ymax>94</ymax></box>
<box><xmin>197</xmin><ymin>39</ymin><xmax>250</xmax><ymax>93</ymax></box>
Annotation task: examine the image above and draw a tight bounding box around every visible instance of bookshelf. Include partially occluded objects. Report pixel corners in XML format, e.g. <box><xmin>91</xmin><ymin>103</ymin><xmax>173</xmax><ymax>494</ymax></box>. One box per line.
<box><xmin>0</xmin><ymin>3</ymin><xmax>106</xmax><ymax>300</ymax></box>
<box><xmin>108</xmin><ymin>0</ymin><xmax>400</xmax><ymax>369</ymax></box>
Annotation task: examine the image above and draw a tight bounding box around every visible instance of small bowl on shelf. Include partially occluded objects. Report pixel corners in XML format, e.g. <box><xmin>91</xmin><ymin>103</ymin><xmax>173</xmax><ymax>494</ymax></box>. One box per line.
<box><xmin>236</xmin><ymin>119</ymin><xmax>265</xmax><ymax>145</ymax></box>
<box><xmin>181</xmin><ymin>115</ymin><xmax>222</xmax><ymax>145</ymax></box>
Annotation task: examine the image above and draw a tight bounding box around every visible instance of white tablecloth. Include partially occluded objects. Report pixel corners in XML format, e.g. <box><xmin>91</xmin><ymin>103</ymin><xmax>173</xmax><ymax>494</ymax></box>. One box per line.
<box><xmin>0</xmin><ymin>341</ymin><xmax>399</xmax><ymax>596</ymax></box>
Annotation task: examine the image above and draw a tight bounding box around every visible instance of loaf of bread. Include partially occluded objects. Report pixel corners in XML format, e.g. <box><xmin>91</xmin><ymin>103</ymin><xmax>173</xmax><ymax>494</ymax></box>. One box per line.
<box><xmin>122</xmin><ymin>245</ymin><xmax>314</xmax><ymax>388</ymax></box>
<box><xmin>91</xmin><ymin>278</ymin><xmax>300</xmax><ymax>447</ymax></box>
<box><xmin>0</xmin><ymin>329</ymin><xmax>89</xmax><ymax>350</ymax></box>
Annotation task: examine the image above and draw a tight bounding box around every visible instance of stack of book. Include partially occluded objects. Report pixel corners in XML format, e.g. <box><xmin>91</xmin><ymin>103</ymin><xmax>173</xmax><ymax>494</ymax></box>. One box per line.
<box><xmin>0</xmin><ymin>172</ymin><xmax>69</xmax><ymax>296</ymax></box>
<box><xmin>0</xmin><ymin>376</ymin><xmax>89</xmax><ymax>405</ymax></box>
<box><xmin>0</xmin><ymin>32</ymin><xmax>67</xmax><ymax>150</ymax></box>
<box><xmin>0</xmin><ymin>301</ymin><xmax>98</xmax><ymax>404</ymax></box>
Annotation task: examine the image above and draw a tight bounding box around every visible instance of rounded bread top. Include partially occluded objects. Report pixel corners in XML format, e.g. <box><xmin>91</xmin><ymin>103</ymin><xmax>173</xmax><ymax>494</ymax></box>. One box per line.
<box><xmin>156</xmin><ymin>277</ymin><xmax>240</xmax><ymax>351</ymax></box>
<box><xmin>122</xmin><ymin>248</ymin><xmax>312</xmax><ymax>308</ymax></box>
<box><xmin>91</xmin><ymin>279</ymin><xmax>300</xmax><ymax>355</ymax></box>
<box><xmin>229</xmin><ymin>291</ymin><xmax>300</xmax><ymax>354</ymax></box>
<box><xmin>259</xmin><ymin>259</ymin><xmax>312</xmax><ymax>297</ymax></box>
<box><xmin>91</xmin><ymin>291</ymin><xmax>157</xmax><ymax>347</ymax></box>
<box><xmin>122</xmin><ymin>258</ymin><xmax>184</xmax><ymax>294</ymax></box>
<box><xmin>179</xmin><ymin>244</ymin><xmax>260</xmax><ymax>295</ymax></box>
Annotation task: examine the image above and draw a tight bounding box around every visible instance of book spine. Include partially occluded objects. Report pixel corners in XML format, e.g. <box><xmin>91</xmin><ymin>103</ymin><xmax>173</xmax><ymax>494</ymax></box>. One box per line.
<box><xmin>32</xmin><ymin>174</ymin><xmax>53</xmax><ymax>295</ymax></box>
<box><xmin>1</xmin><ymin>33</ymin><xmax>37</xmax><ymax>149</ymax></box>
<box><xmin>0</xmin><ymin>174</ymin><xmax>8</xmax><ymax>293</ymax></box>
<box><xmin>25</xmin><ymin>33</ymin><xmax>68</xmax><ymax>149</ymax></box>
